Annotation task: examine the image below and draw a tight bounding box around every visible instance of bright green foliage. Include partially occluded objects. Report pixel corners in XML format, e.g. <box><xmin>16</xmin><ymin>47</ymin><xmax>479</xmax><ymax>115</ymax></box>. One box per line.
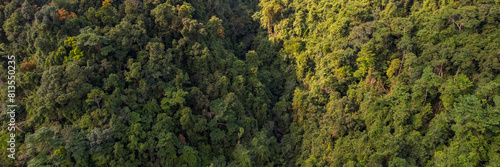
<box><xmin>387</xmin><ymin>59</ymin><xmax>401</xmax><ymax>78</ymax></box>
<box><xmin>61</xmin><ymin>37</ymin><xmax>85</xmax><ymax>66</ymax></box>
<box><xmin>354</xmin><ymin>42</ymin><xmax>376</xmax><ymax>78</ymax></box>
<box><xmin>249</xmin><ymin>0</ymin><xmax>500</xmax><ymax>166</ymax></box>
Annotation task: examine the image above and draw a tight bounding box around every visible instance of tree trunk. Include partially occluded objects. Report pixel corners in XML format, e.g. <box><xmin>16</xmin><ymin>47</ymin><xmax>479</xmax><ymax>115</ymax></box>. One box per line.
<box><xmin>398</xmin><ymin>50</ymin><xmax>406</xmax><ymax>76</ymax></box>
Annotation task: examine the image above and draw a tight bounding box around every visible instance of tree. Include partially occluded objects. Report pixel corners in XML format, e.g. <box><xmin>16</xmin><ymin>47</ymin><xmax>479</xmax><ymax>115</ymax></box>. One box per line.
<box><xmin>86</xmin><ymin>89</ymin><xmax>106</xmax><ymax>116</ymax></box>
<box><xmin>21</xmin><ymin>0</ymin><xmax>35</xmax><ymax>21</ymax></box>
<box><xmin>258</xmin><ymin>0</ymin><xmax>284</xmax><ymax>34</ymax></box>
<box><xmin>25</xmin><ymin>127</ymin><xmax>64</xmax><ymax>166</ymax></box>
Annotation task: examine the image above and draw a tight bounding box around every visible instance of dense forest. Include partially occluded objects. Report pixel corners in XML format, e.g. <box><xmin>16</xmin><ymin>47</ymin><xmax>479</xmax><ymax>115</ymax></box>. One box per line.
<box><xmin>0</xmin><ymin>0</ymin><xmax>499</xmax><ymax>166</ymax></box>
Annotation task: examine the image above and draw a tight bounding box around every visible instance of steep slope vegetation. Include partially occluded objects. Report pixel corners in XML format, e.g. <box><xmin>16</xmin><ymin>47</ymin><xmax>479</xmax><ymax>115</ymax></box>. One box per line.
<box><xmin>0</xmin><ymin>0</ymin><xmax>499</xmax><ymax>166</ymax></box>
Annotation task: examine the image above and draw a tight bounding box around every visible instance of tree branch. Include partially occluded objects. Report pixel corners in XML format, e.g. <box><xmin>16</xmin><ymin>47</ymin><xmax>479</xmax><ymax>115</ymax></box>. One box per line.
<box><xmin>398</xmin><ymin>50</ymin><xmax>406</xmax><ymax>76</ymax></box>
<box><xmin>423</xmin><ymin>90</ymin><xmax>428</xmax><ymax>107</ymax></box>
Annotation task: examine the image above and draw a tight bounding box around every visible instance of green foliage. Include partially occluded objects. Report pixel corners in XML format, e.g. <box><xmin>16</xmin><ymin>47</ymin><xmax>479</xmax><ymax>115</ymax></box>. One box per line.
<box><xmin>62</xmin><ymin>37</ymin><xmax>84</xmax><ymax>65</ymax></box>
<box><xmin>0</xmin><ymin>0</ymin><xmax>499</xmax><ymax>166</ymax></box>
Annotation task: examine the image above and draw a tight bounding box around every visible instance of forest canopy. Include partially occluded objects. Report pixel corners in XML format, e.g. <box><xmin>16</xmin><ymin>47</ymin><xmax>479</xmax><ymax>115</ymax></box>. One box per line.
<box><xmin>0</xmin><ymin>0</ymin><xmax>499</xmax><ymax>166</ymax></box>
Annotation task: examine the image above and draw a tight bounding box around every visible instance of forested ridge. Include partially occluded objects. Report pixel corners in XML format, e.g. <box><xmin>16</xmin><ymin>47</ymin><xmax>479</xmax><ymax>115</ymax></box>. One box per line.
<box><xmin>0</xmin><ymin>0</ymin><xmax>499</xmax><ymax>166</ymax></box>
